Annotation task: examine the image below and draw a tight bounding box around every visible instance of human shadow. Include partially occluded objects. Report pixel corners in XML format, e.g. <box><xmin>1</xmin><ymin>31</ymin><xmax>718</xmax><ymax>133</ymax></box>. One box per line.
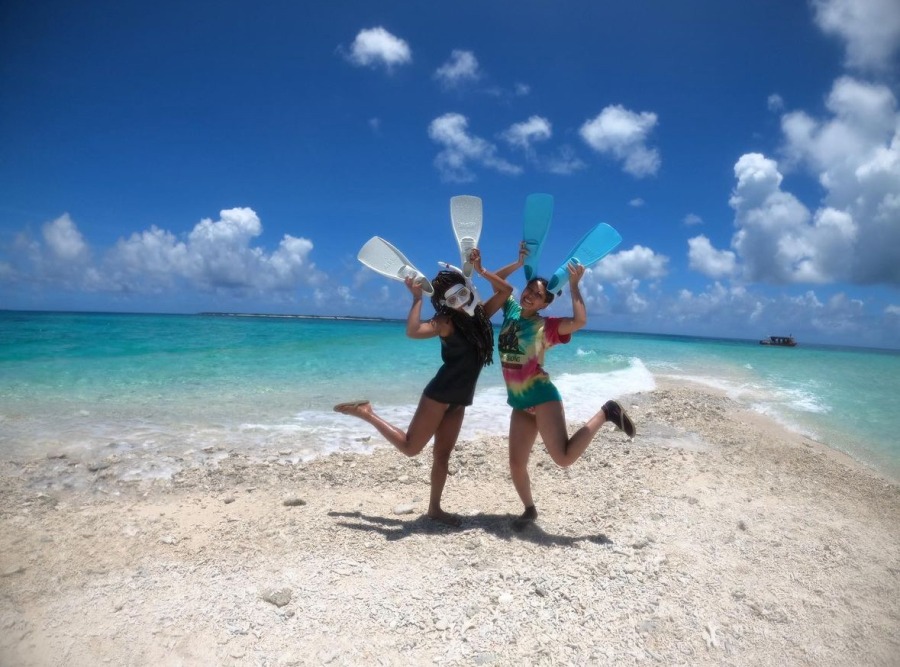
<box><xmin>327</xmin><ymin>510</ymin><xmax>613</xmax><ymax>547</ymax></box>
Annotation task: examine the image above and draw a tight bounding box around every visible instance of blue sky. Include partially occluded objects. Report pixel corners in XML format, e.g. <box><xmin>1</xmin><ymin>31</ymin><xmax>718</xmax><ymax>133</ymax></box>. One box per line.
<box><xmin>2</xmin><ymin>0</ymin><xmax>899</xmax><ymax>348</ymax></box>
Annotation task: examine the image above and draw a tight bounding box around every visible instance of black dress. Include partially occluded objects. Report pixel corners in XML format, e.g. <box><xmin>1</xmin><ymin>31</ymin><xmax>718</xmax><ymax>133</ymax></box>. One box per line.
<box><xmin>423</xmin><ymin>328</ymin><xmax>481</xmax><ymax>406</ymax></box>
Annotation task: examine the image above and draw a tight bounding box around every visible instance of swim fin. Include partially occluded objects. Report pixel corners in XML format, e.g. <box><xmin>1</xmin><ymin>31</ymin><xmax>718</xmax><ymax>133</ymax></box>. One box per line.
<box><xmin>357</xmin><ymin>236</ymin><xmax>434</xmax><ymax>294</ymax></box>
<box><xmin>546</xmin><ymin>223</ymin><xmax>622</xmax><ymax>292</ymax></box>
<box><xmin>450</xmin><ymin>195</ymin><xmax>483</xmax><ymax>279</ymax></box>
<box><xmin>522</xmin><ymin>194</ymin><xmax>553</xmax><ymax>281</ymax></box>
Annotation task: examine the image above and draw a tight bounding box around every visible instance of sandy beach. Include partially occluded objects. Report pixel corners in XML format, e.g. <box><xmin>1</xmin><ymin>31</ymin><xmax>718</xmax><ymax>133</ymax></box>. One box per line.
<box><xmin>1</xmin><ymin>381</ymin><xmax>898</xmax><ymax>666</ymax></box>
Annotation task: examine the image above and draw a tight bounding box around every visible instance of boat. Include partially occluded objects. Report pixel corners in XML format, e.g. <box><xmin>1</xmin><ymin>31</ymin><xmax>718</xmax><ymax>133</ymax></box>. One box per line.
<box><xmin>759</xmin><ymin>335</ymin><xmax>797</xmax><ymax>347</ymax></box>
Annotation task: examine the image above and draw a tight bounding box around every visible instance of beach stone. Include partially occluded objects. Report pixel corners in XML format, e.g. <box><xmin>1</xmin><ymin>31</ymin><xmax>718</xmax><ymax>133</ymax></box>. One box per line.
<box><xmin>282</xmin><ymin>497</ymin><xmax>306</xmax><ymax>507</ymax></box>
<box><xmin>261</xmin><ymin>587</ymin><xmax>292</xmax><ymax>607</ymax></box>
<box><xmin>393</xmin><ymin>504</ymin><xmax>415</xmax><ymax>515</ymax></box>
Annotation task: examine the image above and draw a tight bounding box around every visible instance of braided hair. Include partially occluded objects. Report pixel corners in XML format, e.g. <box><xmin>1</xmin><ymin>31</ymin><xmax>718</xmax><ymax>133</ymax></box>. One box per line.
<box><xmin>429</xmin><ymin>270</ymin><xmax>494</xmax><ymax>367</ymax></box>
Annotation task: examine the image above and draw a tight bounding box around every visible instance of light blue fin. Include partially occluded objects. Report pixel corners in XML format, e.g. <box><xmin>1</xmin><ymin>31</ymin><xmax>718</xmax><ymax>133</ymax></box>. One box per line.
<box><xmin>522</xmin><ymin>194</ymin><xmax>553</xmax><ymax>281</ymax></box>
<box><xmin>546</xmin><ymin>223</ymin><xmax>622</xmax><ymax>292</ymax></box>
<box><xmin>450</xmin><ymin>195</ymin><xmax>483</xmax><ymax>278</ymax></box>
<box><xmin>357</xmin><ymin>236</ymin><xmax>434</xmax><ymax>294</ymax></box>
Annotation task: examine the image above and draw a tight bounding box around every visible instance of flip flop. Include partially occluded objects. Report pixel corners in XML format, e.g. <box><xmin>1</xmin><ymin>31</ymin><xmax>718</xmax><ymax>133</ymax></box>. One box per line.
<box><xmin>333</xmin><ymin>400</ymin><xmax>370</xmax><ymax>414</ymax></box>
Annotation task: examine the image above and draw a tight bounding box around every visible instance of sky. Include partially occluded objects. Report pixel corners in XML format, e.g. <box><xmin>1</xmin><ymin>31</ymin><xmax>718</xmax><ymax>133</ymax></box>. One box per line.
<box><xmin>2</xmin><ymin>0</ymin><xmax>900</xmax><ymax>349</ymax></box>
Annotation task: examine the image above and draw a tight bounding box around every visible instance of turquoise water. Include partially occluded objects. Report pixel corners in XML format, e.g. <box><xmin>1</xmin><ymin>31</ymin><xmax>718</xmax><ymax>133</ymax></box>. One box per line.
<box><xmin>1</xmin><ymin>311</ymin><xmax>898</xmax><ymax>484</ymax></box>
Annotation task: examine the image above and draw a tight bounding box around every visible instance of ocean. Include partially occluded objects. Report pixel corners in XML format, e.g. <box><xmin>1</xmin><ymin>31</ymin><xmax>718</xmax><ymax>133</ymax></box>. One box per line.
<box><xmin>1</xmin><ymin>310</ymin><xmax>898</xmax><ymax>485</ymax></box>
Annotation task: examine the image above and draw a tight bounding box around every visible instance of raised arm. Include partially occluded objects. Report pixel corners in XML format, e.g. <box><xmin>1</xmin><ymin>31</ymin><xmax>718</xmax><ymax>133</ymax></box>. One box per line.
<box><xmin>493</xmin><ymin>241</ymin><xmax>527</xmax><ymax>280</ymax></box>
<box><xmin>404</xmin><ymin>277</ymin><xmax>441</xmax><ymax>340</ymax></box>
<box><xmin>470</xmin><ymin>249</ymin><xmax>513</xmax><ymax>318</ymax></box>
<box><xmin>556</xmin><ymin>262</ymin><xmax>588</xmax><ymax>337</ymax></box>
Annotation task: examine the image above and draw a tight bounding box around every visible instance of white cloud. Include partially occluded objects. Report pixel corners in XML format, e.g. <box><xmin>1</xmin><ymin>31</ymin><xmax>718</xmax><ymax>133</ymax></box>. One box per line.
<box><xmin>811</xmin><ymin>0</ymin><xmax>900</xmax><ymax>71</ymax></box>
<box><xmin>683</xmin><ymin>213</ymin><xmax>703</xmax><ymax>226</ymax></box>
<box><xmin>629</xmin><ymin>198</ymin><xmax>645</xmax><ymax>208</ymax></box>
<box><xmin>727</xmin><ymin>153</ymin><xmax>859</xmax><ymax>284</ymax></box>
<box><xmin>768</xmin><ymin>94</ymin><xmax>785</xmax><ymax>112</ymax></box>
<box><xmin>579</xmin><ymin>105</ymin><xmax>661</xmax><ymax>177</ymax></box>
<box><xmin>500</xmin><ymin>117</ymin><xmax>586</xmax><ymax>175</ymax></box>
<box><xmin>434</xmin><ymin>50</ymin><xmax>480</xmax><ymax>88</ymax></box>
<box><xmin>543</xmin><ymin>146</ymin><xmax>587</xmax><ymax>175</ymax></box>
<box><xmin>589</xmin><ymin>245</ymin><xmax>669</xmax><ymax>283</ymax></box>
<box><xmin>42</xmin><ymin>213</ymin><xmax>89</xmax><ymax>261</ymax></box>
<box><xmin>345</xmin><ymin>27</ymin><xmax>411</xmax><ymax>71</ymax></box>
<box><xmin>501</xmin><ymin>116</ymin><xmax>552</xmax><ymax>150</ymax></box>
<box><xmin>427</xmin><ymin>113</ymin><xmax>521</xmax><ymax>182</ymax></box>
<box><xmin>688</xmin><ymin>235</ymin><xmax>737</xmax><ymax>278</ymax></box>
<box><xmin>779</xmin><ymin>77</ymin><xmax>900</xmax><ymax>283</ymax></box>
<box><xmin>9</xmin><ymin>208</ymin><xmax>322</xmax><ymax>298</ymax></box>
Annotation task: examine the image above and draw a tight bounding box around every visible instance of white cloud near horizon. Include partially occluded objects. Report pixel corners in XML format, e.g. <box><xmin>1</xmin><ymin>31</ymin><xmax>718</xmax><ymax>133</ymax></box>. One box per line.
<box><xmin>434</xmin><ymin>50</ymin><xmax>480</xmax><ymax>88</ymax></box>
<box><xmin>6</xmin><ymin>208</ymin><xmax>322</xmax><ymax>298</ymax></box>
<box><xmin>579</xmin><ymin>105</ymin><xmax>661</xmax><ymax>177</ymax></box>
<box><xmin>428</xmin><ymin>113</ymin><xmax>522</xmax><ymax>182</ymax></box>
<box><xmin>811</xmin><ymin>0</ymin><xmax>900</xmax><ymax>72</ymax></box>
<box><xmin>344</xmin><ymin>27</ymin><xmax>412</xmax><ymax>71</ymax></box>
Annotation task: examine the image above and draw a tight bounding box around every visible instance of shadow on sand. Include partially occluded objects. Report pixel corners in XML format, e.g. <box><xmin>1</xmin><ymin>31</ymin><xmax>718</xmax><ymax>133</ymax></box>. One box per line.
<box><xmin>327</xmin><ymin>510</ymin><xmax>612</xmax><ymax>547</ymax></box>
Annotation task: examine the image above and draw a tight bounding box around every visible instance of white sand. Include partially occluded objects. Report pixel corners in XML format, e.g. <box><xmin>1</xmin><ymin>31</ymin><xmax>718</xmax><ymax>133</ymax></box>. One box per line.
<box><xmin>1</xmin><ymin>381</ymin><xmax>898</xmax><ymax>666</ymax></box>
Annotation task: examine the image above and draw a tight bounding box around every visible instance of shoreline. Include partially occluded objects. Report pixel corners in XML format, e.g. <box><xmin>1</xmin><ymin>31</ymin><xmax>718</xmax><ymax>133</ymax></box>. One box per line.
<box><xmin>2</xmin><ymin>382</ymin><xmax>898</xmax><ymax>666</ymax></box>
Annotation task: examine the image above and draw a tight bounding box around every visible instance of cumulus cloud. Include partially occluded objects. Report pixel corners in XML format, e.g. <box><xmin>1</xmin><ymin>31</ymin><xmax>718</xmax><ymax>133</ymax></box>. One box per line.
<box><xmin>589</xmin><ymin>245</ymin><xmax>669</xmax><ymax>283</ymax></box>
<box><xmin>768</xmin><ymin>94</ymin><xmax>785</xmax><ymax>112</ymax></box>
<box><xmin>811</xmin><ymin>0</ymin><xmax>900</xmax><ymax>72</ymax></box>
<box><xmin>728</xmin><ymin>153</ymin><xmax>859</xmax><ymax>284</ymax></box>
<box><xmin>434</xmin><ymin>50</ymin><xmax>480</xmax><ymax>88</ymax></box>
<box><xmin>42</xmin><ymin>214</ymin><xmax>89</xmax><ymax>261</ymax></box>
<box><xmin>427</xmin><ymin>113</ymin><xmax>521</xmax><ymax>182</ymax></box>
<box><xmin>688</xmin><ymin>235</ymin><xmax>737</xmax><ymax>278</ymax></box>
<box><xmin>779</xmin><ymin>77</ymin><xmax>900</xmax><ymax>283</ymax></box>
<box><xmin>501</xmin><ymin>116</ymin><xmax>552</xmax><ymax>151</ymax></box>
<box><xmin>500</xmin><ymin>117</ymin><xmax>586</xmax><ymax>175</ymax></box>
<box><xmin>579</xmin><ymin>105</ymin><xmax>661</xmax><ymax>177</ymax></box>
<box><xmin>344</xmin><ymin>27</ymin><xmax>411</xmax><ymax>71</ymax></box>
<box><xmin>6</xmin><ymin>208</ymin><xmax>322</xmax><ymax>298</ymax></box>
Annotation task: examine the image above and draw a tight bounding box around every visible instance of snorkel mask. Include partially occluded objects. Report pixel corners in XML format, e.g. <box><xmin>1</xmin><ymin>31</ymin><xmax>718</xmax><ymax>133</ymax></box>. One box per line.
<box><xmin>438</xmin><ymin>262</ymin><xmax>479</xmax><ymax>316</ymax></box>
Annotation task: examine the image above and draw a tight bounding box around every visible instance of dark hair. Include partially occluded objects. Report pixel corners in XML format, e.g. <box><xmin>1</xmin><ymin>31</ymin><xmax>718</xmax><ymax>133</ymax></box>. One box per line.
<box><xmin>430</xmin><ymin>270</ymin><xmax>494</xmax><ymax>367</ymax></box>
<box><xmin>527</xmin><ymin>277</ymin><xmax>555</xmax><ymax>305</ymax></box>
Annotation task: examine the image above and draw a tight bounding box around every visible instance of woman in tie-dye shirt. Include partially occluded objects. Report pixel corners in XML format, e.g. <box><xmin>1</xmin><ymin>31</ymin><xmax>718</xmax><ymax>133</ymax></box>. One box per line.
<box><xmin>496</xmin><ymin>247</ymin><xmax>636</xmax><ymax>531</ymax></box>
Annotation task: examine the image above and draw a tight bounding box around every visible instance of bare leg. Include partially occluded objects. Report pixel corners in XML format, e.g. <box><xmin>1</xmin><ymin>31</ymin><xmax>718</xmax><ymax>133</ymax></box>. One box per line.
<box><xmin>508</xmin><ymin>408</ymin><xmax>539</xmax><ymax>525</ymax></box>
<box><xmin>427</xmin><ymin>405</ymin><xmax>464</xmax><ymax>527</ymax></box>
<box><xmin>534</xmin><ymin>400</ymin><xmax>608</xmax><ymax>467</ymax></box>
<box><xmin>334</xmin><ymin>395</ymin><xmax>449</xmax><ymax>456</ymax></box>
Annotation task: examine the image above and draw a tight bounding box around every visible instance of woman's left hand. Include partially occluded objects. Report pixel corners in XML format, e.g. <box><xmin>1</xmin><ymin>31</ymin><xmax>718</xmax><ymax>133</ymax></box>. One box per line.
<box><xmin>470</xmin><ymin>248</ymin><xmax>483</xmax><ymax>274</ymax></box>
<box><xmin>567</xmin><ymin>261</ymin><xmax>585</xmax><ymax>285</ymax></box>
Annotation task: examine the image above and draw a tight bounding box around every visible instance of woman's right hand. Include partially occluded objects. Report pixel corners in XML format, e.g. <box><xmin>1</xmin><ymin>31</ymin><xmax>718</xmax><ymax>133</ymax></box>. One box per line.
<box><xmin>405</xmin><ymin>276</ymin><xmax>424</xmax><ymax>299</ymax></box>
<box><xmin>517</xmin><ymin>240</ymin><xmax>528</xmax><ymax>265</ymax></box>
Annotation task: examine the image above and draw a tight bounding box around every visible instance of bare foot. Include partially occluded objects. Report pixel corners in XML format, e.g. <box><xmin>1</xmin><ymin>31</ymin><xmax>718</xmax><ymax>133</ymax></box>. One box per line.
<box><xmin>512</xmin><ymin>505</ymin><xmax>537</xmax><ymax>532</ymax></box>
<box><xmin>333</xmin><ymin>400</ymin><xmax>371</xmax><ymax>417</ymax></box>
<box><xmin>427</xmin><ymin>508</ymin><xmax>462</xmax><ymax>528</ymax></box>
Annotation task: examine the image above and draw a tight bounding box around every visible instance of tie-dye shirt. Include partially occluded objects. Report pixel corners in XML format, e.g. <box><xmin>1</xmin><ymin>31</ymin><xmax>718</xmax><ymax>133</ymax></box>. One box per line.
<box><xmin>498</xmin><ymin>297</ymin><xmax>571</xmax><ymax>410</ymax></box>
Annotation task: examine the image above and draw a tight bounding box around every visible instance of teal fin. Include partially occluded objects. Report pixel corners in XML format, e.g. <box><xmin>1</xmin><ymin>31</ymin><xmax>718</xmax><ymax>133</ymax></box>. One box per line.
<box><xmin>357</xmin><ymin>236</ymin><xmax>434</xmax><ymax>294</ymax></box>
<box><xmin>522</xmin><ymin>194</ymin><xmax>553</xmax><ymax>281</ymax></box>
<box><xmin>546</xmin><ymin>223</ymin><xmax>622</xmax><ymax>292</ymax></box>
<box><xmin>450</xmin><ymin>195</ymin><xmax>483</xmax><ymax>278</ymax></box>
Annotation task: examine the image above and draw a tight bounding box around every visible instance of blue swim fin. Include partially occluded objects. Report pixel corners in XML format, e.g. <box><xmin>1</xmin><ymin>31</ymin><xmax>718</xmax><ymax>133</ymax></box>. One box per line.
<box><xmin>546</xmin><ymin>223</ymin><xmax>622</xmax><ymax>292</ymax></box>
<box><xmin>522</xmin><ymin>194</ymin><xmax>553</xmax><ymax>281</ymax></box>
